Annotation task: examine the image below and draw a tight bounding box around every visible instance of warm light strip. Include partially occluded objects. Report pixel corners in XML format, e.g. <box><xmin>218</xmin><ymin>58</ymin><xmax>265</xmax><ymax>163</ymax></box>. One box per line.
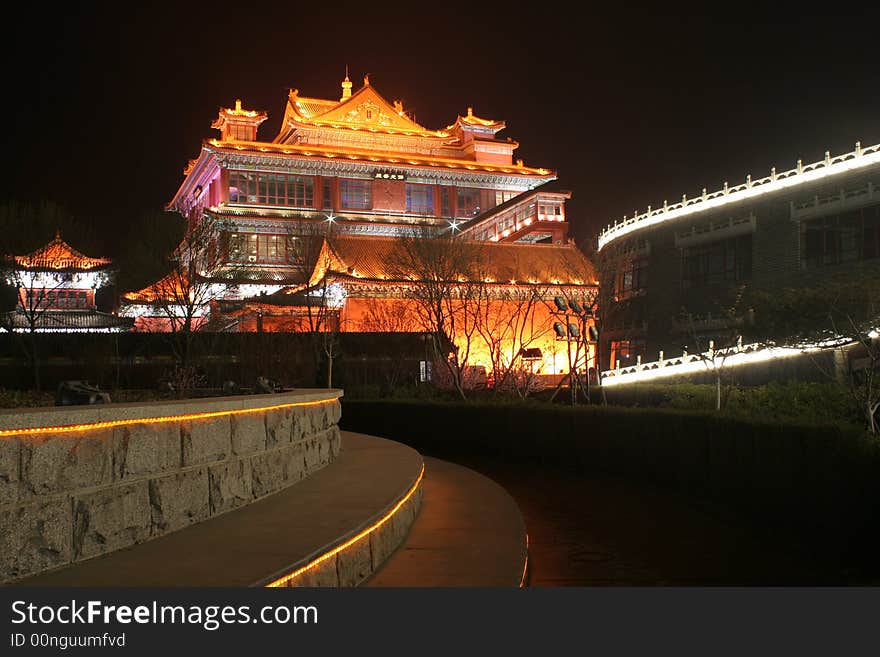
<box><xmin>265</xmin><ymin>463</ymin><xmax>425</xmax><ymax>588</ymax></box>
<box><xmin>0</xmin><ymin>398</ymin><xmax>335</xmax><ymax>439</ymax></box>
<box><xmin>519</xmin><ymin>533</ymin><xmax>530</xmax><ymax>588</ymax></box>
<box><xmin>598</xmin><ymin>142</ymin><xmax>880</xmax><ymax>249</ymax></box>
<box><xmin>208</xmin><ymin>139</ymin><xmax>553</xmax><ymax>177</ymax></box>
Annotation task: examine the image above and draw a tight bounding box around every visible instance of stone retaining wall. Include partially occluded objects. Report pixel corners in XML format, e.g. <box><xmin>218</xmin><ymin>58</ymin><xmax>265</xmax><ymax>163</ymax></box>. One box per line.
<box><xmin>0</xmin><ymin>391</ymin><xmax>342</xmax><ymax>583</ymax></box>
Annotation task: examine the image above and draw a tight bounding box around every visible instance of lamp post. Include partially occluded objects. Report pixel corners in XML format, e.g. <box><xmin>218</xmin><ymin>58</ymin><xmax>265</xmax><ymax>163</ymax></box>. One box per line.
<box><xmin>552</xmin><ymin>295</ymin><xmax>598</xmax><ymax>404</ymax></box>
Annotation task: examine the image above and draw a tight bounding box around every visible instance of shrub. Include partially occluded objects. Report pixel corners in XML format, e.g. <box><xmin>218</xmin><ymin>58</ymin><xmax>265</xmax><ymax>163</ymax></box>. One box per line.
<box><xmin>341</xmin><ymin>400</ymin><xmax>880</xmax><ymax>550</ymax></box>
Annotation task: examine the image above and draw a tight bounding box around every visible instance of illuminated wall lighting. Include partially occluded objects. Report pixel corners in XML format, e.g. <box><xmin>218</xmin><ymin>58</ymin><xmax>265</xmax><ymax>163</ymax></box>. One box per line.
<box><xmin>0</xmin><ymin>398</ymin><xmax>336</xmax><ymax>439</ymax></box>
<box><xmin>599</xmin><ymin>142</ymin><xmax>880</xmax><ymax>250</ymax></box>
<box><xmin>266</xmin><ymin>463</ymin><xmax>425</xmax><ymax>587</ymax></box>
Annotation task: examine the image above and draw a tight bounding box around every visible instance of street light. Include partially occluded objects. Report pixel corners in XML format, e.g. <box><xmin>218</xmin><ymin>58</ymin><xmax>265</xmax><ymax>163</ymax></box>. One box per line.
<box><xmin>550</xmin><ymin>295</ymin><xmax>599</xmax><ymax>404</ymax></box>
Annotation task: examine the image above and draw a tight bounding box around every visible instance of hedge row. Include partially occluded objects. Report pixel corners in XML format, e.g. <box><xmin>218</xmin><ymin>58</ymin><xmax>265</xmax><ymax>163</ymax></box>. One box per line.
<box><xmin>341</xmin><ymin>400</ymin><xmax>880</xmax><ymax>546</ymax></box>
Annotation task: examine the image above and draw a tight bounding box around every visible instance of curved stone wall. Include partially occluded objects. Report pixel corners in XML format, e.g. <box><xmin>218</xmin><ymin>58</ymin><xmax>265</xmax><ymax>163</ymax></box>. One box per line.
<box><xmin>0</xmin><ymin>390</ymin><xmax>342</xmax><ymax>583</ymax></box>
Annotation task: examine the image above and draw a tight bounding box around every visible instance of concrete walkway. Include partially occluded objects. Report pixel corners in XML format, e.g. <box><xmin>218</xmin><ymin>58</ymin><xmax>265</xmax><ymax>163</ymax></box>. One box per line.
<box><xmin>15</xmin><ymin>433</ymin><xmax>422</xmax><ymax>587</ymax></box>
<box><xmin>366</xmin><ymin>457</ymin><xmax>528</xmax><ymax>587</ymax></box>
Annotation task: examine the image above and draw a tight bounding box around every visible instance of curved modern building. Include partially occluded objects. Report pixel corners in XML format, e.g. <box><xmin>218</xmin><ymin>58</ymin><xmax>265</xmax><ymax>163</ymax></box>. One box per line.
<box><xmin>597</xmin><ymin>141</ymin><xmax>880</xmax><ymax>371</ymax></box>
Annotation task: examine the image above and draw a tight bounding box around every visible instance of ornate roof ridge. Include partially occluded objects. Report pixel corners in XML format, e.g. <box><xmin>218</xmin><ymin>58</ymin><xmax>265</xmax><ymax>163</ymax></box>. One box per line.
<box><xmin>284</xmin><ymin>83</ymin><xmax>448</xmax><ymax>138</ymax></box>
<box><xmin>13</xmin><ymin>232</ymin><xmax>111</xmax><ymax>271</ymax></box>
<box><xmin>206</xmin><ymin>139</ymin><xmax>553</xmax><ymax>176</ymax></box>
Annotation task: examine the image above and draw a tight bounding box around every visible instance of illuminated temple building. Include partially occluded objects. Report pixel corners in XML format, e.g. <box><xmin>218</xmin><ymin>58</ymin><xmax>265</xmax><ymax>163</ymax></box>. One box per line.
<box><xmin>122</xmin><ymin>74</ymin><xmax>597</xmax><ymax>375</ymax></box>
<box><xmin>4</xmin><ymin>231</ymin><xmax>131</xmax><ymax>332</ymax></box>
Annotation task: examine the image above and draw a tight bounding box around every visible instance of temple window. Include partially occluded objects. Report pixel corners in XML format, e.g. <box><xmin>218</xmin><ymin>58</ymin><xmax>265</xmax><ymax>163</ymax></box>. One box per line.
<box><xmin>229</xmin><ymin>124</ymin><xmax>254</xmax><ymax>141</ymax></box>
<box><xmin>340</xmin><ymin>179</ymin><xmax>372</xmax><ymax>210</ymax></box>
<box><xmin>322</xmin><ymin>179</ymin><xmax>333</xmax><ymax>209</ymax></box>
<box><xmin>494</xmin><ymin>190</ymin><xmax>515</xmax><ymax>206</ymax></box>
<box><xmin>456</xmin><ymin>188</ymin><xmax>480</xmax><ymax>218</ymax></box>
<box><xmin>228</xmin><ymin>171</ymin><xmax>314</xmax><ymax>207</ymax></box>
<box><xmin>405</xmin><ymin>184</ymin><xmax>434</xmax><ymax>215</ymax></box>
<box><xmin>228</xmin><ymin>233</ymin><xmax>294</xmax><ymax>264</ymax></box>
<box><xmin>440</xmin><ymin>188</ymin><xmax>451</xmax><ymax>217</ymax></box>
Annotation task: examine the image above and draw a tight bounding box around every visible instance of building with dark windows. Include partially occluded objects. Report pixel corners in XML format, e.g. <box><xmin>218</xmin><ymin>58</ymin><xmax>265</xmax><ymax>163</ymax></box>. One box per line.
<box><xmin>597</xmin><ymin>142</ymin><xmax>880</xmax><ymax>371</ymax></box>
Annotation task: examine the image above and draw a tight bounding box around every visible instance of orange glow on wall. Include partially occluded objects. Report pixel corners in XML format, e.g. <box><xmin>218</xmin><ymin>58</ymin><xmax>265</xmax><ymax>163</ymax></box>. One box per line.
<box><xmin>343</xmin><ymin>295</ymin><xmax>595</xmax><ymax>377</ymax></box>
<box><xmin>266</xmin><ymin>462</ymin><xmax>425</xmax><ymax>587</ymax></box>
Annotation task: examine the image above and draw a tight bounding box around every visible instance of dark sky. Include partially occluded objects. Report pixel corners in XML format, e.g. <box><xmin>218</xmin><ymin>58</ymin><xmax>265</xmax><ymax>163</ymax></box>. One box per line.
<box><xmin>4</xmin><ymin>5</ymin><xmax>879</xmax><ymax>254</ymax></box>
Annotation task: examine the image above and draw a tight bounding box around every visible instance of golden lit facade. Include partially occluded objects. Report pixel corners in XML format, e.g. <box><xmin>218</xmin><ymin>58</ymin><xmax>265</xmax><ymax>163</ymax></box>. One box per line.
<box><xmin>125</xmin><ymin>74</ymin><xmax>595</xmax><ymax>379</ymax></box>
<box><xmin>170</xmin><ymin>74</ymin><xmax>568</xmax><ymax>249</ymax></box>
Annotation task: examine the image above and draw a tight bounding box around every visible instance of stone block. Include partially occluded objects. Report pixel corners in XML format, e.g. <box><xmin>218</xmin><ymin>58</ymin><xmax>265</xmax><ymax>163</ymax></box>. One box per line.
<box><xmin>289</xmin><ymin>555</ymin><xmax>339</xmax><ymax>587</ymax></box>
<box><xmin>209</xmin><ymin>459</ymin><xmax>254</xmax><ymax>515</ymax></box>
<box><xmin>181</xmin><ymin>417</ymin><xmax>231</xmax><ymax>467</ymax></box>
<box><xmin>302</xmin><ymin>430</ymin><xmax>334</xmax><ymax>472</ymax></box>
<box><xmin>369</xmin><ymin>488</ymin><xmax>421</xmax><ymax>571</ymax></box>
<box><xmin>0</xmin><ymin>437</ymin><xmax>21</xmax><ymax>504</ymax></box>
<box><xmin>310</xmin><ymin>403</ymin><xmax>330</xmax><ymax>432</ymax></box>
<box><xmin>327</xmin><ymin>426</ymin><xmax>342</xmax><ymax>460</ymax></box>
<box><xmin>327</xmin><ymin>400</ymin><xmax>342</xmax><ymax>426</ymax></box>
<box><xmin>250</xmin><ymin>449</ymin><xmax>287</xmax><ymax>498</ymax></box>
<box><xmin>115</xmin><ymin>423</ymin><xmax>181</xmax><ymax>480</ymax></box>
<box><xmin>149</xmin><ymin>468</ymin><xmax>209</xmax><ymax>534</ymax></box>
<box><xmin>336</xmin><ymin>536</ymin><xmax>373</xmax><ymax>586</ymax></box>
<box><xmin>72</xmin><ymin>480</ymin><xmax>150</xmax><ymax>561</ymax></box>
<box><xmin>291</xmin><ymin>407</ymin><xmax>311</xmax><ymax>443</ymax></box>
<box><xmin>21</xmin><ymin>429</ymin><xmax>114</xmax><ymax>498</ymax></box>
<box><xmin>0</xmin><ymin>497</ymin><xmax>71</xmax><ymax>582</ymax></box>
<box><xmin>283</xmin><ymin>442</ymin><xmax>308</xmax><ymax>484</ymax></box>
<box><xmin>230</xmin><ymin>414</ymin><xmax>266</xmax><ymax>456</ymax></box>
<box><xmin>265</xmin><ymin>408</ymin><xmax>293</xmax><ymax>448</ymax></box>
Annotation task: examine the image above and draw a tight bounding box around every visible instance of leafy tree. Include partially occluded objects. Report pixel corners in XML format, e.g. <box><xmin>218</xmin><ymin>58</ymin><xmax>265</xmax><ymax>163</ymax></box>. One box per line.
<box><xmin>749</xmin><ymin>275</ymin><xmax>880</xmax><ymax>434</ymax></box>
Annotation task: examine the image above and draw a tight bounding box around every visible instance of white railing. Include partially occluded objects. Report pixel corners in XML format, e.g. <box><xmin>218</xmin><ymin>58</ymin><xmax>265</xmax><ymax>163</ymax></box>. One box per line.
<box><xmin>599</xmin><ymin>338</ymin><xmax>848</xmax><ymax>386</ymax></box>
<box><xmin>598</xmin><ymin>141</ymin><xmax>880</xmax><ymax>250</ymax></box>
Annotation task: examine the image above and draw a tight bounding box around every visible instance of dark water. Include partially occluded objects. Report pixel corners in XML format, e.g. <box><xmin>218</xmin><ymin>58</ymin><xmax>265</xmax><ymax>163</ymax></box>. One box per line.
<box><xmin>452</xmin><ymin>461</ymin><xmax>876</xmax><ymax>586</ymax></box>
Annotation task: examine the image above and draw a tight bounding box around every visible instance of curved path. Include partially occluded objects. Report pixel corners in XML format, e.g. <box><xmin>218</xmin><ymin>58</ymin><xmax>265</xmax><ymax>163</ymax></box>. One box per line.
<box><xmin>15</xmin><ymin>433</ymin><xmax>422</xmax><ymax>587</ymax></box>
<box><xmin>366</xmin><ymin>457</ymin><xmax>527</xmax><ymax>587</ymax></box>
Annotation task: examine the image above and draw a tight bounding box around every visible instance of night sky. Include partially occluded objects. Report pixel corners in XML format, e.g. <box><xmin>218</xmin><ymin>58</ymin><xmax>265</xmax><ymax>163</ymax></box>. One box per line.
<box><xmin>4</xmin><ymin>6</ymin><xmax>879</xmax><ymax>255</ymax></box>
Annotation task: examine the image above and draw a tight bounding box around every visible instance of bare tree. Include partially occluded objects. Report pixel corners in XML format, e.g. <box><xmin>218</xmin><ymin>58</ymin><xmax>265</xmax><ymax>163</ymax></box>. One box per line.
<box><xmin>0</xmin><ymin>201</ymin><xmax>101</xmax><ymax>390</ymax></box>
<box><xmin>390</xmin><ymin>231</ymin><xmax>484</xmax><ymax>401</ymax></box>
<box><xmin>279</xmin><ymin>219</ymin><xmax>343</xmax><ymax>388</ymax></box>
<box><xmin>143</xmin><ymin>214</ymin><xmax>255</xmax><ymax>372</ymax></box>
<box><xmin>474</xmin><ymin>284</ymin><xmax>550</xmax><ymax>399</ymax></box>
<box><xmin>358</xmin><ymin>297</ymin><xmax>420</xmax><ymax>394</ymax></box>
<box><xmin>676</xmin><ymin>284</ymin><xmax>751</xmax><ymax>411</ymax></box>
<box><xmin>0</xmin><ymin>263</ymin><xmax>89</xmax><ymax>390</ymax></box>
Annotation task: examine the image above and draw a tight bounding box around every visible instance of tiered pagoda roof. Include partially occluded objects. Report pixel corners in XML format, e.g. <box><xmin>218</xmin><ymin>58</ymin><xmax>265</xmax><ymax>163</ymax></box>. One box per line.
<box><xmin>277</xmin><ymin>81</ymin><xmax>449</xmax><ymax>140</ymax></box>
<box><xmin>204</xmin><ymin>139</ymin><xmax>550</xmax><ymax>177</ymax></box>
<box><xmin>324</xmin><ymin>236</ymin><xmax>596</xmax><ymax>287</ymax></box>
<box><xmin>13</xmin><ymin>232</ymin><xmax>111</xmax><ymax>272</ymax></box>
<box><xmin>4</xmin><ymin>310</ymin><xmax>132</xmax><ymax>332</ymax></box>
